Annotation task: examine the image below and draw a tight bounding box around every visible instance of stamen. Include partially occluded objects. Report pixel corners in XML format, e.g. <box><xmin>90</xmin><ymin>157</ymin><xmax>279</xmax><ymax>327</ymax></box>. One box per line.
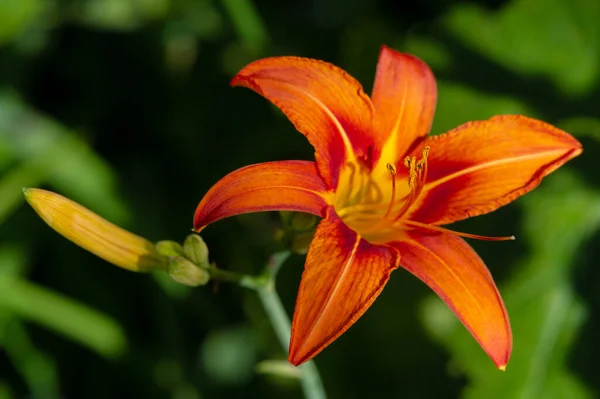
<box><xmin>391</xmin><ymin>146</ymin><xmax>430</xmax><ymax>224</ymax></box>
<box><xmin>382</xmin><ymin>163</ymin><xmax>397</xmax><ymax>220</ymax></box>
<box><xmin>386</xmin><ymin>163</ymin><xmax>396</xmax><ymax>175</ymax></box>
<box><xmin>404</xmin><ymin>220</ymin><xmax>515</xmax><ymax>241</ymax></box>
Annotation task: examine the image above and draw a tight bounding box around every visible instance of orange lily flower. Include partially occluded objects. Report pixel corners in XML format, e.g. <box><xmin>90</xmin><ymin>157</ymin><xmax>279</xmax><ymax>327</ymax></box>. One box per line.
<box><xmin>193</xmin><ymin>46</ymin><xmax>582</xmax><ymax>369</ymax></box>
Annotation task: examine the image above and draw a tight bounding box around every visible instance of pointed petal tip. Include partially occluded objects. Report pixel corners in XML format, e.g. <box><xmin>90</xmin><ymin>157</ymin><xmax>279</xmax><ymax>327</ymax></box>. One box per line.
<box><xmin>378</xmin><ymin>44</ymin><xmax>426</xmax><ymax>64</ymax></box>
<box><xmin>487</xmin><ymin>336</ymin><xmax>512</xmax><ymax>371</ymax></box>
<box><xmin>191</xmin><ymin>224</ymin><xmax>205</xmax><ymax>234</ymax></box>
<box><xmin>288</xmin><ymin>329</ymin><xmax>324</xmax><ymax>367</ymax></box>
<box><xmin>192</xmin><ymin>161</ymin><xmax>329</xmax><ymax>231</ymax></box>
<box><xmin>288</xmin><ymin>339</ymin><xmax>323</xmax><ymax>366</ymax></box>
<box><xmin>287</xmin><ymin>350</ymin><xmax>307</xmax><ymax>367</ymax></box>
<box><xmin>230</xmin><ymin>73</ymin><xmax>262</xmax><ymax>93</ymax></box>
<box><xmin>491</xmin><ymin>348</ymin><xmax>511</xmax><ymax>371</ymax></box>
<box><xmin>371</xmin><ymin>44</ymin><xmax>437</xmax><ymax>163</ymax></box>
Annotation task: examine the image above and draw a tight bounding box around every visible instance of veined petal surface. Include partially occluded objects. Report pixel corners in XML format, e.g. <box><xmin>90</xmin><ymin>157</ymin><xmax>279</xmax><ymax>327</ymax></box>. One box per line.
<box><xmin>410</xmin><ymin>115</ymin><xmax>583</xmax><ymax>225</ymax></box>
<box><xmin>289</xmin><ymin>207</ymin><xmax>399</xmax><ymax>365</ymax></box>
<box><xmin>231</xmin><ymin>56</ymin><xmax>374</xmax><ymax>188</ymax></box>
<box><xmin>371</xmin><ymin>46</ymin><xmax>437</xmax><ymax>165</ymax></box>
<box><xmin>391</xmin><ymin>231</ymin><xmax>512</xmax><ymax>369</ymax></box>
<box><xmin>193</xmin><ymin>161</ymin><xmax>330</xmax><ymax>231</ymax></box>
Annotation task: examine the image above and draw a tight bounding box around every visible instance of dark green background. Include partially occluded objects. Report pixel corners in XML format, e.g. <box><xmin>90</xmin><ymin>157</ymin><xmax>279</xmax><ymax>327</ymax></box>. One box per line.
<box><xmin>1</xmin><ymin>0</ymin><xmax>600</xmax><ymax>398</ymax></box>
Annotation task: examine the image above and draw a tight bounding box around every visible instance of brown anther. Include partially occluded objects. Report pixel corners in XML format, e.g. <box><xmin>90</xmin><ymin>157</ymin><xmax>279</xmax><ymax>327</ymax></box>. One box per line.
<box><xmin>422</xmin><ymin>146</ymin><xmax>430</xmax><ymax>158</ymax></box>
<box><xmin>386</xmin><ymin>163</ymin><xmax>396</xmax><ymax>175</ymax></box>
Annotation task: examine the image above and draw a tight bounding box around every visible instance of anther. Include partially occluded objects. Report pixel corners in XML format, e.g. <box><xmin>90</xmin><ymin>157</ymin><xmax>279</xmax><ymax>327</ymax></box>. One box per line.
<box><xmin>422</xmin><ymin>146</ymin><xmax>430</xmax><ymax>158</ymax></box>
<box><xmin>386</xmin><ymin>163</ymin><xmax>396</xmax><ymax>175</ymax></box>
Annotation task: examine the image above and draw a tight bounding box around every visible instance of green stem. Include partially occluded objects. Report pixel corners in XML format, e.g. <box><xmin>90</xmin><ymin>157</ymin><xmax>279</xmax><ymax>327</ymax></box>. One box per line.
<box><xmin>209</xmin><ymin>264</ymin><xmax>265</xmax><ymax>290</ymax></box>
<box><xmin>257</xmin><ymin>270</ymin><xmax>326</xmax><ymax>398</ymax></box>
<box><xmin>210</xmin><ymin>252</ymin><xmax>326</xmax><ymax>399</ymax></box>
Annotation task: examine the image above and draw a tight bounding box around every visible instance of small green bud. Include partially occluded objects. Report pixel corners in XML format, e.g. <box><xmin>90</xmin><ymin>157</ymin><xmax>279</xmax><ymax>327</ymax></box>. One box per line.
<box><xmin>291</xmin><ymin>231</ymin><xmax>315</xmax><ymax>255</ymax></box>
<box><xmin>183</xmin><ymin>234</ymin><xmax>209</xmax><ymax>268</ymax></box>
<box><xmin>278</xmin><ymin>211</ymin><xmax>293</xmax><ymax>225</ymax></box>
<box><xmin>273</xmin><ymin>226</ymin><xmax>286</xmax><ymax>242</ymax></box>
<box><xmin>167</xmin><ymin>256</ymin><xmax>210</xmax><ymax>287</ymax></box>
<box><xmin>290</xmin><ymin>213</ymin><xmax>317</xmax><ymax>231</ymax></box>
<box><xmin>156</xmin><ymin>240</ymin><xmax>185</xmax><ymax>257</ymax></box>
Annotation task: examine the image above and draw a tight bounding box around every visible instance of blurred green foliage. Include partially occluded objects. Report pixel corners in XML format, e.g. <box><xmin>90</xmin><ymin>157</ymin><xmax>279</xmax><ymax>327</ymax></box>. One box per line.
<box><xmin>1</xmin><ymin>0</ymin><xmax>599</xmax><ymax>398</ymax></box>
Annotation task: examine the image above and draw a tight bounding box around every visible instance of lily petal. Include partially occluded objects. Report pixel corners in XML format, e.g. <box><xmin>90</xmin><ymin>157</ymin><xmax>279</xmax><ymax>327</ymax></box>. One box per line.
<box><xmin>231</xmin><ymin>56</ymin><xmax>374</xmax><ymax>188</ymax></box>
<box><xmin>391</xmin><ymin>231</ymin><xmax>512</xmax><ymax>369</ymax></box>
<box><xmin>289</xmin><ymin>207</ymin><xmax>399</xmax><ymax>365</ymax></box>
<box><xmin>193</xmin><ymin>161</ymin><xmax>331</xmax><ymax>231</ymax></box>
<box><xmin>371</xmin><ymin>46</ymin><xmax>437</xmax><ymax>165</ymax></box>
<box><xmin>410</xmin><ymin>115</ymin><xmax>582</xmax><ymax>225</ymax></box>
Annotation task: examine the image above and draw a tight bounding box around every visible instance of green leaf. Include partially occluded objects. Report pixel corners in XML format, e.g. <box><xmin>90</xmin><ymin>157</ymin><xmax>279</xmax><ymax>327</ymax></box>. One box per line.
<box><xmin>0</xmin><ymin>274</ymin><xmax>128</xmax><ymax>358</ymax></box>
<box><xmin>0</xmin><ymin>0</ymin><xmax>41</xmax><ymax>45</ymax></box>
<box><xmin>70</xmin><ymin>0</ymin><xmax>169</xmax><ymax>31</ymax></box>
<box><xmin>431</xmin><ymin>82</ymin><xmax>533</xmax><ymax>135</ymax></box>
<box><xmin>220</xmin><ymin>0</ymin><xmax>269</xmax><ymax>54</ymax></box>
<box><xmin>0</xmin><ymin>92</ymin><xmax>128</xmax><ymax>224</ymax></box>
<box><xmin>558</xmin><ymin>116</ymin><xmax>600</xmax><ymax>143</ymax></box>
<box><xmin>200</xmin><ymin>325</ymin><xmax>258</xmax><ymax>385</ymax></box>
<box><xmin>443</xmin><ymin>0</ymin><xmax>600</xmax><ymax>96</ymax></box>
<box><xmin>0</xmin><ymin>317</ymin><xmax>60</xmax><ymax>399</ymax></box>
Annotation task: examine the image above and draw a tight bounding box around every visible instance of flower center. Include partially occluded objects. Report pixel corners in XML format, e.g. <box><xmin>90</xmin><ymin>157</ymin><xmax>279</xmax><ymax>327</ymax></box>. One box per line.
<box><xmin>334</xmin><ymin>147</ymin><xmax>430</xmax><ymax>243</ymax></box>
<box><xmin>334</xmin><ymin>146</ymin><xmax>515</xmax><ymax>244</ymax></box>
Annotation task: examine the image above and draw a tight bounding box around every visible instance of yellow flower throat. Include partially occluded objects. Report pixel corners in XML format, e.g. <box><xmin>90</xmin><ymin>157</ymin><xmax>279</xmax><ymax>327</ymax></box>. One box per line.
<box><xmin>334</xmin><ymin>146</ymin><xmax>514</xmax><ymax>244</ymax></box>
<box><xmin>334</xmin><ymin>147</ymin><xmax>430</xmax><ymax>244</ymax></box>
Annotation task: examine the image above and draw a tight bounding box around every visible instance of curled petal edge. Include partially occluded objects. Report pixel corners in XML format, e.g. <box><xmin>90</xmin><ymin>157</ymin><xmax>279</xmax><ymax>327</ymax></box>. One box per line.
<box><xmin>410</xmin><ymin>115</ymin><xmax>583</xmax><ymax>225</ymax></box>
<box><xmin>231</xmin><ymin>56</ymin><xmax>374</xmax><ymax>188</ymax></box>
<box><xmin>193</xmin><ymin>161</ymin><xmax>332</xmax><ymax>231</ymax></box>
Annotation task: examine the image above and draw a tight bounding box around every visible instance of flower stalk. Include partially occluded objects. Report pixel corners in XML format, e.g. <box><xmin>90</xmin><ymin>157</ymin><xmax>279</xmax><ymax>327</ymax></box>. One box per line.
<box><xmin>192</xmin><ymin>251</ymin><xmax>327</xmax><ymax>398</ymax></box>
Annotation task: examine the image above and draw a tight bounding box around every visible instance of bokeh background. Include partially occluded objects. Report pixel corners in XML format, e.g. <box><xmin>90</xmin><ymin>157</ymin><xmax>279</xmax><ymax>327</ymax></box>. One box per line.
<box><xmin>1</xmin><ymin>0</ymin><xmax>600</xmax><ymax>397</ymax></box>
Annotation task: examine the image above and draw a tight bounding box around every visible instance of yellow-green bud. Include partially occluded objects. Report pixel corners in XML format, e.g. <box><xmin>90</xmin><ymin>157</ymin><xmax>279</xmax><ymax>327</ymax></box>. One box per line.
<box><xmin>291</xmin><ymin>231</ymin><xmax>315</xmax><ymax>255</ymax></box>
<box><xmin>156</xmin><ymin>240</ymin><xmax>185</xmax><ymax>257</ymax></box>
<box><xmin>290</xmin><ymin>213</ymin><xmax>317</xmax><ymax>231</ymax></box>
<box><xmin>167</xmin><ymin>256</ymin><xmax>210</xmax><ymax>287</ymax></box>
<box><xmin>24</xmin><ymin>188</ymin><xmax>167</xmax><ymax>272</ymax></box>
<box><xmin>183</xmin><ymin>234</ymin><xmax>209</xmax><ymax>268</ymax></box>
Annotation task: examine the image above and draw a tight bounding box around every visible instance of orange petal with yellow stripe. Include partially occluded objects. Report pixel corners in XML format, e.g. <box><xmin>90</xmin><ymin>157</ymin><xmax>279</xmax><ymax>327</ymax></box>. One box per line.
<box><xmin>231</xmin><ymin>56</ymin><xmax>374</xmax><ymax>188</ymax></box>
<box><xmin>289</xmin><ymin>207</ymin><xmax>399</xmax><ymax>365</ymax></box>
<box><xmin>371</xmin><ymin>45</ymin><xmax>437</xmax><ymax>165</ymax></box>
<box><xmin>193</xmin><ymin>161</ymin><xmax>331</xmax><ymax>231</ymax></box>
<box><xmin>391</xmin><ymin>231</ymin><xmax>511</xmax><ymax>369</ymax></box>
<box><xmin>410</xmin><ymin>115</ymin><xmax>583</xmax><ymax>225</ymax></box>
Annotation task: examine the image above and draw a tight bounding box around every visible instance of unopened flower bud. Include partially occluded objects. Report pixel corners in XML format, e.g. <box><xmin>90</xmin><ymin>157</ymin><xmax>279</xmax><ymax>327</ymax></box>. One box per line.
<box><xmin>290</xmin><ymin>213</ymin><xmax>317</xmax><ymax>231</ymax></box>
<box><xmin>291</xmin><ymin>231</ymin><xmax>315</xmax><ymax>255</ymax></box>
<box><xmin>24</xmin><ymin>188</ymin><xmax>167</xmax><ymax>272</ymax></box>
<box><xmin>183</xmin><ymin>234</ymin><xmax>209</xmax><ymax>268</ymax></box>
<box><xmin>167</xmin><ymin>256</ymin><xmax>210</xmax><ymax>287</ymax></box>
<box><xmin>156</xmin><ymin>240</ymin><xmax>185</xmax><ymax>257</ymax></box>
